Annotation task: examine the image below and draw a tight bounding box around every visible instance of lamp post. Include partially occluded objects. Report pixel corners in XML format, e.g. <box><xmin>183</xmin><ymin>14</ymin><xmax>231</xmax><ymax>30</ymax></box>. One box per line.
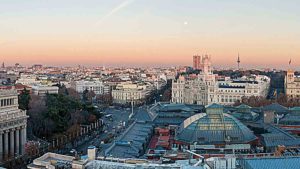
<box><xmin>129</xmin><ymin>96</ymin><xmax>134</xmax><ymax>119</ymax></box>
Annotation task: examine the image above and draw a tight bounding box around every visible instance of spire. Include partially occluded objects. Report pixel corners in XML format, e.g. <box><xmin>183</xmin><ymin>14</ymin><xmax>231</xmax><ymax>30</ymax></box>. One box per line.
<box><xmin>1</xmin><ymin>62</ymin><xmax>4</xmax><ymax>68</ymax></box>
<box><xmin>237</xmin><ymin>53</ymin><xmax>240</xmax><ymax>70</ymax></box>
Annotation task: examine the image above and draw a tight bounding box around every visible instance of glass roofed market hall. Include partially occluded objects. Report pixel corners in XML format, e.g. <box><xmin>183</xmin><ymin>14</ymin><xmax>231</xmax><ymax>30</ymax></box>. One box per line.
<box><xmin>176</xmin><ymin>103</ymin><xmax>257</xmax><ymax>145</ymax></box>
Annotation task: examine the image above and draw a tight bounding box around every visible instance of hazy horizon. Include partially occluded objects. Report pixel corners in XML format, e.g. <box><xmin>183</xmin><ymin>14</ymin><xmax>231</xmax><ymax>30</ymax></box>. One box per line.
<box><xmin>1</xmin><ymin>0</ymin><xmax>299</xmax><ymax>68</ymax></box>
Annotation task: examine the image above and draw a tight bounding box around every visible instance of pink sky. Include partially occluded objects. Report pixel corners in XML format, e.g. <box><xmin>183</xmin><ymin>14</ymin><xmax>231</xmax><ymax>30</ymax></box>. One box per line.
<box><xmin>0</xmin><ymin>0</ymin><xmax>299</xmax><ymax>68</ymax></box>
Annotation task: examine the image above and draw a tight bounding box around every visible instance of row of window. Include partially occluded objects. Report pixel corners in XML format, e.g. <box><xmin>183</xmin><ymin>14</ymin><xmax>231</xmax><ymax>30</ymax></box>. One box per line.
<box><xmin>0</xmin><ymin>98</ymin><xmax>15</xmax><ymax>107</ymax></box>
<box><xmin>219</xmin><ymin>98</ymin><xmax>239</xmax><ymax>103</ymax></box>
<box><xmin>289</xmin><ymin>90</ymin><xmax>300</xmax><ymax>94</ymax></box>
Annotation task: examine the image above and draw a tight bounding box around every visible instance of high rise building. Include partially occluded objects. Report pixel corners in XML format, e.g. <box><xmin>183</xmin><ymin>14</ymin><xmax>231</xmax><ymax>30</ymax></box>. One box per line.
<box><xmin>193</xmin><ymin>55</ymin><xmax>201</xmax><ymax>70</ymax></box>
<box><xmin>193</xmin><ymin>55</ymin><xmax>212</xmax><ymax>71</ymax></box>
<box><xmin>0</xmin><ymin>89</ymin><xmax>28</xmax><ymax>162</ymax></box>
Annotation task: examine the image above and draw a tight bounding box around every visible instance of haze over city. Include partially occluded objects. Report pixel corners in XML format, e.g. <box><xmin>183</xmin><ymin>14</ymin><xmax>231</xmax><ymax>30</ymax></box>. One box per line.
<box><xmin>1</xmin><ymin>0</ymin><xmax>299</xmax><ymax>68</ymax></box>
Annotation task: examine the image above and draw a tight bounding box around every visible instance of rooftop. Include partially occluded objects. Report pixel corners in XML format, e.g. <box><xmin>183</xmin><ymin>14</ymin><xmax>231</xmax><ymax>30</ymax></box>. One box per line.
<box><xmin>261</xmin><ymin>103</ymin><xmax>289</xmax><ymax>114</ymax></box>
<box><xmin>261</xmin><ymin>125</ymin><xmax>300</xmax><ymax>147</ymax></box>
<box><xmin>176</xmin><ymin>112</ymin><xmax>256</xmax><ymax>144</ymax></box>
<box><xmin>239</xmin><ymin>157</ymin><xmax>300</xmax><ymax>169</ymax></box>
<box><xmin>105</xmin><ymin>121</ymin><xmax>153</xmax><ymax>158</ymax></box>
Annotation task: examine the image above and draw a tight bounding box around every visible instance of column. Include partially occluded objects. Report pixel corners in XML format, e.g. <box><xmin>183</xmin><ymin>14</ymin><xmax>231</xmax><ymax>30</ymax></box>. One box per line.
<box><xmin>15</xmin><ymin>128</ymin><xmax>20</xmax><ymax>155</ymax></box>
<box><xmin>0</xmin><ymin>132</ymin><xmax>3</xmax><ymax>161</ymax></box>
<box><xmin>4</xmin><ymin>131</ymin><xmax>8</xmax><ymax>159</ymax></box>
<box><xmin>20</xmin><ymin>127</ymin><xmax>26</xmax><ymax>155</ymax></box>
<box><xmin>56</xmin><ymin>138</ymin><xmax>59</xmax><ymax>147</ymax></box>
<box><xmin>61</xmin><ymin>137</ymin><xmax>64</xmax><ymax>145</ymax></box>
<box><xmin>52</xmin><ymin>139</ymin><xmax>55</xmax><ymax>148</ymax></box>
<box><xmin>10</xmin><ymin>130</ymin><xmax>14</xmax><ymax>157</ymax></box>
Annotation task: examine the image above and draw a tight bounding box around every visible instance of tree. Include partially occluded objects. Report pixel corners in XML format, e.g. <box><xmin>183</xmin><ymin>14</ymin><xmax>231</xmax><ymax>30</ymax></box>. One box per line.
<box><xmin>82</xmin><ymin>89</ymin><xmax>95</xmax><ymax>104</ymax></box>
<box><xmin>237</xmin><ymin>96</ymin><xmax>272</xmax><ymax>107</ymax></box>
<box><xmin>27</xmin><ymin>95</ymin><xmax>49</xmax><ymax>137</ymax></box>
<box><xmin>27</xmin><ymin>89</ymin><xmax>100</xmax><ymax>139</ymax></box>
<box><xmin>96</xmin><ymin>94</ymin><xmax>113</xmax><ymax>105</ymax></box>
<box><xmin>67</xmin><ymin>88</ymin><xmax>80</xmax><ymax>100</ymax></box>
<box><xmin>18</xmin><ymin>88</ymin><xmax>31</xmax><ymax>110</ymax></box>
<box><xmin>161</xmin><ymin>88</ymin><xmax>171</xmax><ymax>102</ymax></box>
<box><xmin>58</xmin><ymin>84</ymin><xmax>68</xmax><ymax>95</ymax></box>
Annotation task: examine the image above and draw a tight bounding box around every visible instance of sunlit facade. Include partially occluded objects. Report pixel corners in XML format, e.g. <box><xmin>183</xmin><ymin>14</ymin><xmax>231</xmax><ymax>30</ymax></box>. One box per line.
<box><xmin>285</xmin><ymin>69</ymin><xmax>300</xmax><ymax>98</ymax></box>
<box><xmin>0</xmin><ymin>89</ymin><xmax>28</xmax><ymax>162</ymax></box>
<box><xmin>172</xmin><ymin>56</ymin><xmax>270</xmax><ymax>106</ymax></box>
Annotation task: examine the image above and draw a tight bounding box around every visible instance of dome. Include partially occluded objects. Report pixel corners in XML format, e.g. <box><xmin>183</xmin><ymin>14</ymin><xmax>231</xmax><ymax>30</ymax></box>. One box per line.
<box><xmin>176</xmin><ymin>104</ymin><xmax>256</xmax><ymax>144</ymax></box>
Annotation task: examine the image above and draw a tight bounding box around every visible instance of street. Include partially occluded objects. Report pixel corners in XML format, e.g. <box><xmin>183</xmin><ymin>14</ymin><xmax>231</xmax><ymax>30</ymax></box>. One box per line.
<box><xmin>73</xmin><ymin>106</ymin><xmax>137</xmax><ymax>156</ymax></box>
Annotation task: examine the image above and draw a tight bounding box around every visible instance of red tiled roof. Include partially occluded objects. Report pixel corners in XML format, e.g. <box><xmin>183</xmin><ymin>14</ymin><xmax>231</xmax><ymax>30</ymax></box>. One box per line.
<box><xmin>158</xmin><ymin>135</ymin><xmax>170</xmax><ymax>141</ymax></box>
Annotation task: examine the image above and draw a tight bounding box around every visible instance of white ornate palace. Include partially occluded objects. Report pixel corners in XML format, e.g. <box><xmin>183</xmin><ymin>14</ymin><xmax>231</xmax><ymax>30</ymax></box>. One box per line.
<box><xmin>0</xmin><ymin>89</ymin><xmax>28</xmax><ymax>162</ymax></box>
<box><xmin>172</xmin><ymin>55</ymin><xmax>270</xmax><ymax>106</ymax></box>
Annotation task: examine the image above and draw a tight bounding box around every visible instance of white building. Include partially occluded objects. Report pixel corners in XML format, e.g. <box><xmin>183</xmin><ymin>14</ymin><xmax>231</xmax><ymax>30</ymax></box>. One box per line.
<box><xmin>215</xmin><ymin>75</ymin><xmax>270</xmax><ymax>105</ymax></box>
<box><xmin>16</xmin><ymin>74</ymin><xmax>39</xmax><ymax>86</ymax></box>
<box><xmin>112</xmin><ymin>82</ymin><xmax>150</xmax><ymax>105</ymax></box>
<box><xmin>71</xmin><ymin>80</ymin><xmax>106</xmax><ymax>95</ymax></box>
<box><xmin>0</xmin><ymin>89</ymin><xmax>28</xmax><ymax>162</ymax></box>
<box><xmin>31</xmin><ymin>85</ymin><xmax>59</xmax><ymax>96</ymax></box>
<box><xmin>172</xmin><ymin>56</ymin><xmax>270</xmax><ymax>106</ymax></box>
<box><xmin>285</xmin><ymin>69</ymin><xmax>300</xmax><ymax>98</ymax></box>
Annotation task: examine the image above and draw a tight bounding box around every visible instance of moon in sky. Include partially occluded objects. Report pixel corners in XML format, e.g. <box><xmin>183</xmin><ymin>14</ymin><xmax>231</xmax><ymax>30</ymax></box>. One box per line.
<box><xmin>184</xmin><ymin>21</ymin><xmax>188</xmax><ymax>25</ymax></box>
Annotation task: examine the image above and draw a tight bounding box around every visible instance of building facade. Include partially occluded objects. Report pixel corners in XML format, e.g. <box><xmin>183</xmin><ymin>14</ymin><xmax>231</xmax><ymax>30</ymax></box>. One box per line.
<box><xmin>193</xmin><ymin>55</ymin><xmax>201</xmax><ymax>70</ymax></box>
<box><xmin>0</xmin><ymin>89</ymin><xmax>28</xmax><ymax>162</ymax></box>
<box><xmin>285</xmin><ymin>70</ymin><xmax>300</xmax><ymax>98</ymax></box>
<box><xmin>31</xmin><ymin>85</ymin><xmax>59</xmax><ymax>96</ymax></box>
<box><xmin>15</xmin><ymin>74</ymin><xmax>39</xmax><ymax>86</ymax></box>
<box><xmin>111</xmin><ymin>82</ymin><xmax>150</xmax><ymax>105</ymax></box>
<box><xmin>172</xmin><ymin>55</ymin><xmax>270</xmax><ymax>106</ymax></box>
<box><xmin>71</xmin><ymin>80</ymin><xmax>106</xmax><ymax>95</ymax></box>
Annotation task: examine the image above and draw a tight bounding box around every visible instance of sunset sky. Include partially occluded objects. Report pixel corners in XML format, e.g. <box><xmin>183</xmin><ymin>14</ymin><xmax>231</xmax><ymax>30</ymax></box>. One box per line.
<box><xmin>0</xmin><ymin>0</ymin><xmax>299</xmax><ymax>68</ymax></box>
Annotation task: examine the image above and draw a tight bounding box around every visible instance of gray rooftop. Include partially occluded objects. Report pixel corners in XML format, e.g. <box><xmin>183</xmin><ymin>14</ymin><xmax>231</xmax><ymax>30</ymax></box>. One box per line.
<box><xmin>105</xmin><ymin>121</ymin><xmax>153</xmax><ymax>158</ymax></box>
<box><xmin>261</xmin><ymin>125</ymin><xmax>300</xmax><ymax>147</ymax></box>
<box><xmin>239</xmin><ymin>157</ymin><xmax>300</xmax><ymax>169</ymax></box>
<box><xmin>176</xmin><ymin>113</ymin><xmax>256</xmax><ymax>144</ymax></box>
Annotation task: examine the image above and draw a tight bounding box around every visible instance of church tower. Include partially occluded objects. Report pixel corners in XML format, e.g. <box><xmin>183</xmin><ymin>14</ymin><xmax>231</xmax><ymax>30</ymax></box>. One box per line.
<box><xmin>286</xmin><ymin>70</ymin><xmax>295</xmax><ymax>84</ymax></box>
<box><xmin>202</xmin><ymin>54</ymin><xmax>212</xmax><ymax>75</ymax></box>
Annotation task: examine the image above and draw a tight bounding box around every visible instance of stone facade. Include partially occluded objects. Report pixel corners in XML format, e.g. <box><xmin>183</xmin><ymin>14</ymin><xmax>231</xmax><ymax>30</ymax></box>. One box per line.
<box><xmin>111</xmin><ymin>83</ymin><xmax>150</xmax><ymax>105</ymax></box>
<box><xmin>285</xmin><ymin>70</ymin><xmax>300</xmax><ymax>98</ymax></box>
<box><xmin>0</xmin><ymin>89</ymin><xmax>28</xmax><ymax>162</ymax></box>
<box><xmin>71</xmin><ymin>80</ymin><xmax>105</xmax><ymax>95</ymax></box>
<box><xmin>172</xmin><ymin>56</ymin><xmax>270</xmax><ymax>106</ymax></box>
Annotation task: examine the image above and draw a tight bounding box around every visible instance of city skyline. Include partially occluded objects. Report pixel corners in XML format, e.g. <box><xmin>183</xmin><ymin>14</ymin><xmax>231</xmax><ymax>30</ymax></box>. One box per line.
<box><xmin>1</xmin><ymin>0</ymin><xmax>299</xmax><ymax>68</ymax></box>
